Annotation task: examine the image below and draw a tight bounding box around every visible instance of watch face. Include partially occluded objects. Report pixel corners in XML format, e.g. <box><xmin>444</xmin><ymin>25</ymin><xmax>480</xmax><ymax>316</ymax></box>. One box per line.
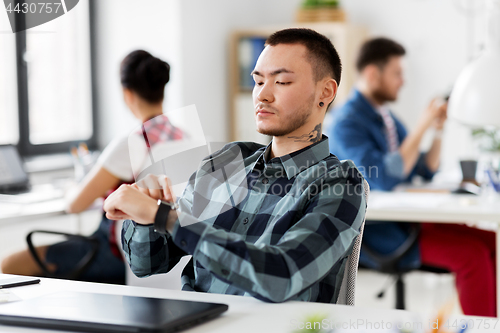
<box><xmin>161</xmin><ymin>200</ymin><xmax>179</xmax><ymax>211</ymax></box>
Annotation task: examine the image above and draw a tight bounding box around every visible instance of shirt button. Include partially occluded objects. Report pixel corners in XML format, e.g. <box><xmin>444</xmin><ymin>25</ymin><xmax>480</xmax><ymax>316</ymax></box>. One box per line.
<box><xmin>181</xmin><ymin>240</ymin><xmax>187</xmax><ymax>247</ymax></box>
<box><xmin>243</xmin><ymin>218</ymin><xmax>249</xmax><ymax>224</ymax></box>
<box><xmin>221</xmin><ymin>269</ymin><xmax>229</xmax><ymax>276</ymax></box>
<box><xmin>262</xmin><ymin>178</ymin><xmax>269</xmax><ymax>184</ymax></box>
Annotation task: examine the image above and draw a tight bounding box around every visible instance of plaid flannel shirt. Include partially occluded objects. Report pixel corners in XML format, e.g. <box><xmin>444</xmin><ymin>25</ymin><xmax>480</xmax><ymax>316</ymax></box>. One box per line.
<box><xmin>122</xmin><ymin>136</ymin><xmax>366</xmax><ymax>303</ymax></box>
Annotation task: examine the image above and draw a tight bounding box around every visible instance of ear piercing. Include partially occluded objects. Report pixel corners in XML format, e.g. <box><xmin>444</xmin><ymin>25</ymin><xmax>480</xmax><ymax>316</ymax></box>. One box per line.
<box><xmin>319</xmin><ymin>102</ymin><xmax>324</xmax><ymax>107</ymax></box>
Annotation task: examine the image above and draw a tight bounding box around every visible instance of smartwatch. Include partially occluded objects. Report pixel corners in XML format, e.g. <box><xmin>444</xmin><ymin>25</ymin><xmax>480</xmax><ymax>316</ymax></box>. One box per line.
<box><xmin>154</xmin><ymin>200</ymin><xmax>178</xmax><ymax>234</ymax></box>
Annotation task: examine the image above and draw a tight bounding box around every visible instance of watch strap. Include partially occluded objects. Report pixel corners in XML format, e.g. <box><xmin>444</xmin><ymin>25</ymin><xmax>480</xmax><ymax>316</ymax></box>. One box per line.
<box><xmin>154</xmin><ymin>200</ymin><xmax>172</xmax><ymax>234</ymax></box>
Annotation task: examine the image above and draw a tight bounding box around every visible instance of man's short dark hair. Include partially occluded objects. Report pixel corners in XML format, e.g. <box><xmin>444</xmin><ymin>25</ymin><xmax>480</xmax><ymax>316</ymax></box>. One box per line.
<box><xmin>265</xmin><ymin>28</ymin><xmax>342</xmax><ymax>86</ymax></box>
<box><xmin>356</xmin><ymin>37</ymin><xmax>406</xmax><ymax>72</ymax></box>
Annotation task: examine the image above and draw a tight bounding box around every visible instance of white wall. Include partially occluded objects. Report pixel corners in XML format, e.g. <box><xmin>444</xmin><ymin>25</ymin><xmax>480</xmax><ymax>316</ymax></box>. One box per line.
<box><xmin>177</xmin><ymin>0</ymin><xmax>302</xmax><ymax>142</ymax></box>
<box><xmin>341</xmin><ymin>0</ymin><xmax>488</xmax><ymax>173</ymax></box>
<box><xmin>94</xmin><ymin>0</ymin><xmax>302</xmax><ymax>147</ymax></box>
<box><xmin>93</xmin><ymin>0</ymin><xmax>183</xmax><ymax>147</ymax></box>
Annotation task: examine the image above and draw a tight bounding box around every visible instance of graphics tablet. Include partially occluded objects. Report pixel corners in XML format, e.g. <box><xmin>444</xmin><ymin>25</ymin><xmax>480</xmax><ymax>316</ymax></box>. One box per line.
<box><xmin>0</xmin><ymin>291</ymin><xmax>228</xmax><ymax>332</ymax></box>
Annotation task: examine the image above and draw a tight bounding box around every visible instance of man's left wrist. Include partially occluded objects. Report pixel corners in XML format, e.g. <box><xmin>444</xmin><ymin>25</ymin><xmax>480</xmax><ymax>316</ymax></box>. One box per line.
<box><xmin>154</xmin><ymin>200</ymin><xmax>178</xmax><ymax>234</ymax></box>
<box><xmin>165</xmin><ymin>209</ymin><xmax>179</xmax><ymax>234</ymax></box>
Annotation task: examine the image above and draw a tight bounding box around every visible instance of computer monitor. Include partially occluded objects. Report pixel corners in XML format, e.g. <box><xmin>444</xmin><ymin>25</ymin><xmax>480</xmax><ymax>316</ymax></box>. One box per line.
<box><xmin>0</xmin><ymin>145</ymin><xmax>30</xmax><ymax>194</ymax></box>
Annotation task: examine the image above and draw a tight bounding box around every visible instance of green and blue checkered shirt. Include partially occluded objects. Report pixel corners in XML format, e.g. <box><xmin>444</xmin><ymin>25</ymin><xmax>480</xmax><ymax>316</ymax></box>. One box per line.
<box><xmin>122</xmin><ymin>136</ymin><xmax>366</xmax><ymax>303</ymax></box>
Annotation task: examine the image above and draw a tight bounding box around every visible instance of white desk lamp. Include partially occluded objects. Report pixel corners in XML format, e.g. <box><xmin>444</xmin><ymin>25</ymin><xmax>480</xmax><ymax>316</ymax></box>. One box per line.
<box><xmin>448</xmin><ymin>0</ymin><xmax>500</xmax><ymax>127</ymax></box>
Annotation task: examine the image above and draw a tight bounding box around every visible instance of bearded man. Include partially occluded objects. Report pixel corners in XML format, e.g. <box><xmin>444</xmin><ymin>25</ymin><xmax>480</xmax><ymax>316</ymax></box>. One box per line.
<box><xmin>327</xmin><ymin>37</ymin><xmax>495</xmax><ymax>317</ymax></box>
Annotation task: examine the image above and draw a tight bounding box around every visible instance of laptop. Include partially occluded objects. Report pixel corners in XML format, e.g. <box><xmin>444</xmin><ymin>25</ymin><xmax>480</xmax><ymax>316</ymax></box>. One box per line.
<box><xmin>0</xmin><ymin>145</ymin><xmax>30</xmax><ymax>194</ymax></box>
<box><xmin>0</xmin><ymin>291</ymin><xmax>228</xmax><ymax>332</ymax></box>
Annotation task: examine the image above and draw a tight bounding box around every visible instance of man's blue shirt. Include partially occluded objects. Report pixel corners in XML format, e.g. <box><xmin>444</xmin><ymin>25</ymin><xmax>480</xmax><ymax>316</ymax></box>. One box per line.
<box><xmin>327</xmin><ymin>89</ymin><xmax>434</xmax><ymax>190</ymax></box>
<box><xmin>326</xmin><ymin>89</ymin><xmax>435</xmax><ymax>269</ymax></box>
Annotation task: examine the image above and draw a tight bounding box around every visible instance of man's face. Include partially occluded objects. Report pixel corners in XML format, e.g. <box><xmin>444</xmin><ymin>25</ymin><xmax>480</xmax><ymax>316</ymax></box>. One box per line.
<box><xmin>372</xmin><ymin>56</ymin><xmax>404</xmax><ymax>102</ymax></box>
<box><xmin>251</xmin><ymin>44</ymin><xmax>317</xmax><ymax>137</ymax></box>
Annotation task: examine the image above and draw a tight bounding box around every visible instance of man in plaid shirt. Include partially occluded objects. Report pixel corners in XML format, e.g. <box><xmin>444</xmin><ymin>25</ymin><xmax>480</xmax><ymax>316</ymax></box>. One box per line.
<box><xmin>104</xmin><ymin>28</ymin><xmax>366</xmax><ymax>303</ymax></box>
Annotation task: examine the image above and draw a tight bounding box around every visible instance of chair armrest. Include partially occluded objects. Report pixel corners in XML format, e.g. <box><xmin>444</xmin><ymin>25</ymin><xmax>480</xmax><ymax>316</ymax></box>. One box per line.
<box><xmin>26</xmin><ymin>230</ymin><xmax>100</xmax><ymax>279</ymax></box>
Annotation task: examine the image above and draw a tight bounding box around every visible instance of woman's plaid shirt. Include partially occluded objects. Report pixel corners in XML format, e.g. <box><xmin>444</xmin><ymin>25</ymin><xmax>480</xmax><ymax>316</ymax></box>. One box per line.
<box><xmin>122</xmin><ymin>136</ymin><xmax>366</xmax><ymax>303</ymax></box>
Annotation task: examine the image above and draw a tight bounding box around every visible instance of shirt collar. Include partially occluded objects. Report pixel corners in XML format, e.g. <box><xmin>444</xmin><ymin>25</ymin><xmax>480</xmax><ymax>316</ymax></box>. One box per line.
<box><xmin>352</xmin><ymin>89</ymin><xmax>384</xmax><ymax>123</ymax></box>
<box><xmin>251</xmin><ymin>135</ymin><xmax>331</xmax><ymax>180</ymax></box>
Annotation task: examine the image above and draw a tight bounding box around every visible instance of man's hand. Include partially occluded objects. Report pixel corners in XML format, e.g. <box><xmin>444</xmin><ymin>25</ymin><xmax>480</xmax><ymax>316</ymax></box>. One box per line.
<box><xmin>419</xmin><ymin>98</ymin><xmax>448</xmax><ymax>130</ymax></box>
<box><xmin>432</xmin><ymin>101</ymin><xmax>448</xmax><ymax>130</ymax></box>
<box><xmin>103</xmin><ymin>174</ymin><xmax>177</xmax><ymax>225</ymax></box>
<box><xmin>103</xmin><ymin>184</ymin><xmax>158</xmax><ymax>224</ymax></box>
<box><xmin>399</xmin><ymin>97</ymin><xmax>447</xmax><ymax>175</ymax></box>
<box><xmin>135</xmin><ymin>174</ymin><xmax>177</xmax><ymax>203</ymax></box>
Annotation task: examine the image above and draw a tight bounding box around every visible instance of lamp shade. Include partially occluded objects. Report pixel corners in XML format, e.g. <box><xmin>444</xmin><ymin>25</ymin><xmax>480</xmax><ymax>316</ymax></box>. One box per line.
<box><xmin>448</xmin><ymin>49</ymin><xmax>500</xmax><ymax>128</ymax></box>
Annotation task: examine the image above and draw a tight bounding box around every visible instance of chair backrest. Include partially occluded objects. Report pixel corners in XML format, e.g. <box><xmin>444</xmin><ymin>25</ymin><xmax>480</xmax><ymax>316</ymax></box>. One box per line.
<box><xmin>336</xmin><ymin>179</ymin><xmax>369</xmax><ymax>306</ymax></box>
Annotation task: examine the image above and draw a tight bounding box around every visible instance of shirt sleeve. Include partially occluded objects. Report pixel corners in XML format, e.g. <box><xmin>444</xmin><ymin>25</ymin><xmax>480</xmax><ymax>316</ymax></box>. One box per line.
<box><xmin>411</xmin><ymin>152</ymin><xmax>435</xmax><ymax>181</ymax></box>
<box><xmin>121</xmin><ymin>220</ymin><xmax>188</xmax><ymax>277</ymax></box>
<box><xmin>389</xmin><ymin>115</ymin><xmax>436</xmax><ymax>181</ymax></box>
<box><xmin>121</xmin><ymin>171</ymin><xmax>197</xmax><ymax>277</ymax></box>
<box><xmin>96</xmin><ymin>136</ymin><xmax>134</xmax><ymax>182</ymax></box>
<box><xmin>330</xmin><ymin>117</ymin><xmax>404</xmax><ymax>191</ymax></box>
<box><xmin>167</xmin><ymin>164</ymin><xmax>365</xmax><ymax>302</ymax></box>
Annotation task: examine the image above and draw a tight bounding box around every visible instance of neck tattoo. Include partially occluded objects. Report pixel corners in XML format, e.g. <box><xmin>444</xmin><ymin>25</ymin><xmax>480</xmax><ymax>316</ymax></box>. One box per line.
<box><xmin>288</xmin><ymin>123</ymin><xmax>322</xmax><ymax>143</ymax></box>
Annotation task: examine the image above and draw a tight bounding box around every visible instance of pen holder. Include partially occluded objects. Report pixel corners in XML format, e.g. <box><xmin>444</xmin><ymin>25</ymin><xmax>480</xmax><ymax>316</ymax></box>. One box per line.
<box><xmin>485</xmin><ymin>167</ymin><xmax>500</xmax><ymax>192</ymax></box>
<box><xmin>71</xmin><ymin>149</ymin><xmax>97</xmax><ymax>182</ymax></box>
<box><xmin>459</xmin><ymin>159</ymin><xmax>479</xmax><ymax>186</ymax></box>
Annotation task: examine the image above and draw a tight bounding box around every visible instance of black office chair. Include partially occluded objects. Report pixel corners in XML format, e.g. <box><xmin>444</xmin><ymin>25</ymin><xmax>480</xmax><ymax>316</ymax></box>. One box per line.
<box><xmin>26</xmin><ymin>230</ymin><xmax>124</xmax><ymax>285</ymax></box>
<box><xmin>360</xmin><ymin>222</ymin><xmax>449</xmax><ymax>310</ymax></box>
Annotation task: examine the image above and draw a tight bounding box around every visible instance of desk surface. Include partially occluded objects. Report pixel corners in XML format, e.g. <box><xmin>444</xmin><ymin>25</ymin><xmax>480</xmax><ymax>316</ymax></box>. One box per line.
<box><xmin>366</xmin><ymin>189</ymin><xmax>500</xmax><ymax>318</ymax></box>
<box><xmin>0</xmin><ymin>168</ymin><xmax>74</xmax><ymax>225</ymax></box>
<box><xmin>366</xmin><ymin>191</ymin><xmax>500</xmax><ymax>223</ymax></box>
<box><xmin>0</xmin><ymin>185</ymin><xmax>101</xmax><ymax>225</ymax></box>
<box><xmin>0</xmin><ymin>274</ymin><xmax>496</xmax><ymax>333</ymax></box>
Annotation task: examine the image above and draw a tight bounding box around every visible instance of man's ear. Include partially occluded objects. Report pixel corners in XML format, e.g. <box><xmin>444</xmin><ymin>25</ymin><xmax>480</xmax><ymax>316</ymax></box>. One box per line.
<box><xmin>319</xmin><ymin>78</ymin><xmax>338</xmax><ymax>106</ymax></box>
<box><xmin>363</xmin><ymin>64</ymin><xmax>382</xmax><ymax>85</ymax></box>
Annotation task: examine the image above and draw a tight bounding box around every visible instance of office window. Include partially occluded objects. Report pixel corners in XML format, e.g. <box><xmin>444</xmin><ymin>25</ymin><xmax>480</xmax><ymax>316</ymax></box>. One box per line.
<box><xmin>0</xmin><ymin>30</ymin><xmax>19</xmax><ymax>145</ymax></box>
<box><xmin>26</xmin><ymin>2</ymin><xmax>93</xmax><ymax>145</ymax></box>
<box><xmin>0</xmin><ymin>0</ymin><xmax>95</xmax><ymax>155</ymax></box>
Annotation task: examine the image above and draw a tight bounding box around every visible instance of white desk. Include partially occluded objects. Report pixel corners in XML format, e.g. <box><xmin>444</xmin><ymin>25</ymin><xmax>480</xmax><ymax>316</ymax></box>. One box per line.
<box><xmin>0</xmin><ymin>198</ymin><xmax>67</xmax><ymax>226</ymax></box>
<box><xmin>0</xmin><ymin>184</ymin><xmax>101</xmax><ymax>229</ymax></box>
<box><xmin>0</xmin><ymin>274</ymin><xmax>496</xmax><ymax>333</ymax></box>
<box><xmin>0</xmin><ymin>183</ymin><xmax>101</xmax><ymax>268</ymax></box>
<box><xmin>366</xmin><ymin>190</ymin><xmax>500</xmax><ymax>317</ymax></box>
<box><xmin>0</xmin><ymin>168</ymin><xmax>74</xmax><ymax>226</ymax></box>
